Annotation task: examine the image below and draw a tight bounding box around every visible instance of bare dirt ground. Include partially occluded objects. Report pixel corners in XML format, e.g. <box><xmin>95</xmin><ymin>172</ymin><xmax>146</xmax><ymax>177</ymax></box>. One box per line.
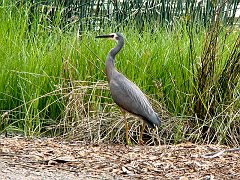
<box><xmin>0</xmin><ymin>137</ymin><xmax>239</xmax><ymax>180</ymax></box>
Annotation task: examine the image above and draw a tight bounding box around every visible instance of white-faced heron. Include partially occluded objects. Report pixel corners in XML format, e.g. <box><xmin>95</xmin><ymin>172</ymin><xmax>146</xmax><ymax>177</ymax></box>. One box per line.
<box><xmin>96</xmin><ymin>32</ymin><xmax>161</xmax><ymax>144</ymax></box>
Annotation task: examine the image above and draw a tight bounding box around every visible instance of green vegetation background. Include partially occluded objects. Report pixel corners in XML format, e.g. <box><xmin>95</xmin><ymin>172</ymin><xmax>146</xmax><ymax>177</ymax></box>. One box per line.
<box><xmin>0</xmin><ymin>1</ymin><xmax>239</xmax><ymax>145</ymax></box>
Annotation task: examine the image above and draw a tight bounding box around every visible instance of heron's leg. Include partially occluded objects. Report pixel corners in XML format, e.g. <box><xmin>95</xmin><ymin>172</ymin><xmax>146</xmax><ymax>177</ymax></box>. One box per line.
<box><xmin>120</xmin><ymin>108</ymin><xmax>131</xmax><ymax>145</ymax></box>
<box><xmin>124</xmin><ymin>114</ymin><xmax>130</xmax><ymax>145</ymax></box>
<box><xmin>139</xmin><ymin>123</ymin><xmax>146</xmax><ymax>145</ymax></box>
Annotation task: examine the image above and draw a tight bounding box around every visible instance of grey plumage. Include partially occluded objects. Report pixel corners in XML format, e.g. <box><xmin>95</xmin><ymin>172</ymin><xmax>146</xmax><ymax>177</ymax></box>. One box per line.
<box><xmin>96</xmin><ymin>32</ymin><xmax>161</xmax><ymax>143</ymax></box>
<box><xmin>109</xmin><ymin>71</ymin><xmax>160</xmax><ymax>128</ymax></box>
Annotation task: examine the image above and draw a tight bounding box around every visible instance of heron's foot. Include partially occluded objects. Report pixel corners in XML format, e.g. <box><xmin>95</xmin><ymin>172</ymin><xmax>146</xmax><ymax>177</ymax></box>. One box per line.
<box><xmin>126</xmin><ymin>139</ymin><xmax>132</xmax><ymax>145</ymax></box>
<box><xmin>138</xmin><ymin>139</ymin><xmax>145</xmax><ymax>145</ymax></box>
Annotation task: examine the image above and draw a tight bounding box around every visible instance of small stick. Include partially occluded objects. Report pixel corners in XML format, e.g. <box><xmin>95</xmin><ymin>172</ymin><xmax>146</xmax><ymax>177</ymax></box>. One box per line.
<box><xmin>202</xmin><ymin>147</ymin><xmax>240</xmax><ymax>159</ymax></box>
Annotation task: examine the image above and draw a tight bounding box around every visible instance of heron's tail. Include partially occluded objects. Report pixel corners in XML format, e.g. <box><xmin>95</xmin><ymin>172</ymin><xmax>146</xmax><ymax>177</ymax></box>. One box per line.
<box><xmin>143</xmin><ymin>113</ymin><xmax>161</xmax><ymax>128</ymax></box>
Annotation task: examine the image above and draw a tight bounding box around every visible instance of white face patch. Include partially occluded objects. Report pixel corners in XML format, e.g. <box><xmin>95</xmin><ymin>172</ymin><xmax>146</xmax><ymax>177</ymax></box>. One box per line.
<box><xmin>109</xmin><ymin>33</ymin><xmax>118</xmax><ymax>41</ymax></box>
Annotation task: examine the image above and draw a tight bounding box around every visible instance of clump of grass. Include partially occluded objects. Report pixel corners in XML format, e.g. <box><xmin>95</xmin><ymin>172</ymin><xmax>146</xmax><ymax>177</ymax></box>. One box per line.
<box><xmin>188</xmin><ymin>4</ymin><xmax>240</xmax><ymax>145</ymax></box>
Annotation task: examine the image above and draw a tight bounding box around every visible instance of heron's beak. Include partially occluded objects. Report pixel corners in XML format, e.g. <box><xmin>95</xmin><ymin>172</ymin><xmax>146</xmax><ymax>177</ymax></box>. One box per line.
<box><xmin>95</xmin><ymin>34</ymin><xmax>114</xmax><ymax>39</ymax></box>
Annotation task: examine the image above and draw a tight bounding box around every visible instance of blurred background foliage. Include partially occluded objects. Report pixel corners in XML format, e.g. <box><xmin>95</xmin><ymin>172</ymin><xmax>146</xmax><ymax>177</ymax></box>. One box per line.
<box><xmin>13</xmin><ymin>0</ymin><xmax>239</xmax><ymax>31</ymax></box>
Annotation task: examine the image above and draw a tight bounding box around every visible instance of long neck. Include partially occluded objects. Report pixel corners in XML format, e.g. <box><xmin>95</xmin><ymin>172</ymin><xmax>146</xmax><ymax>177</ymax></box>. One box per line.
<box><xmin>105</xmin><ymin>39</ymin><xmax>124</xmax><ymax>82</ymax></box>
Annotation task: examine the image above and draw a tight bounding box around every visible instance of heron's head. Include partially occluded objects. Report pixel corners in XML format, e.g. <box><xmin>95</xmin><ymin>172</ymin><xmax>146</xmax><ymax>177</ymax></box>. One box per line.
<box><xmin>96</xmin><ymin>32</ymin><xmax>123</xmax><ymax>42</ymax></box>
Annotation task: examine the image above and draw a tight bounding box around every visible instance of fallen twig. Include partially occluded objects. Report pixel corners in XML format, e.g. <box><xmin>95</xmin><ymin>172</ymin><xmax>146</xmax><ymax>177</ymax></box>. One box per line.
<box><xmin>202</xmin><ymin>147</ymin><xmax>240</xmax><ymax>159</ymax></box>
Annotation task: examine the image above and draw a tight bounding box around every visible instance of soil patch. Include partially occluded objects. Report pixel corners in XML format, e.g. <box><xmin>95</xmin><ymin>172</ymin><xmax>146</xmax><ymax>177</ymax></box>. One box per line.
<box><xmin>0</xmin><ymin>137</ymin><xmax>239</xmax><ymax>179</ymax></box>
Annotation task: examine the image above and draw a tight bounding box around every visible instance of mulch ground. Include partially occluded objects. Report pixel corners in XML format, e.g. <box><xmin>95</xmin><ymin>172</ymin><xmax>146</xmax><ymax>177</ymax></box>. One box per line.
<box><xmin>0</xmin><ymin>137</ymin><xmax>239</xmax><ymax>179</ymax></box>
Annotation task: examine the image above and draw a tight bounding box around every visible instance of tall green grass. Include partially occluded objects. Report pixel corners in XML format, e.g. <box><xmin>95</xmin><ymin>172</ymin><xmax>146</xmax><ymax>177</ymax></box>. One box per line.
<box><xmin>0</xmin><ymin>2</ymin><xmax>239</xmax><ymax>145</ymax></box>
